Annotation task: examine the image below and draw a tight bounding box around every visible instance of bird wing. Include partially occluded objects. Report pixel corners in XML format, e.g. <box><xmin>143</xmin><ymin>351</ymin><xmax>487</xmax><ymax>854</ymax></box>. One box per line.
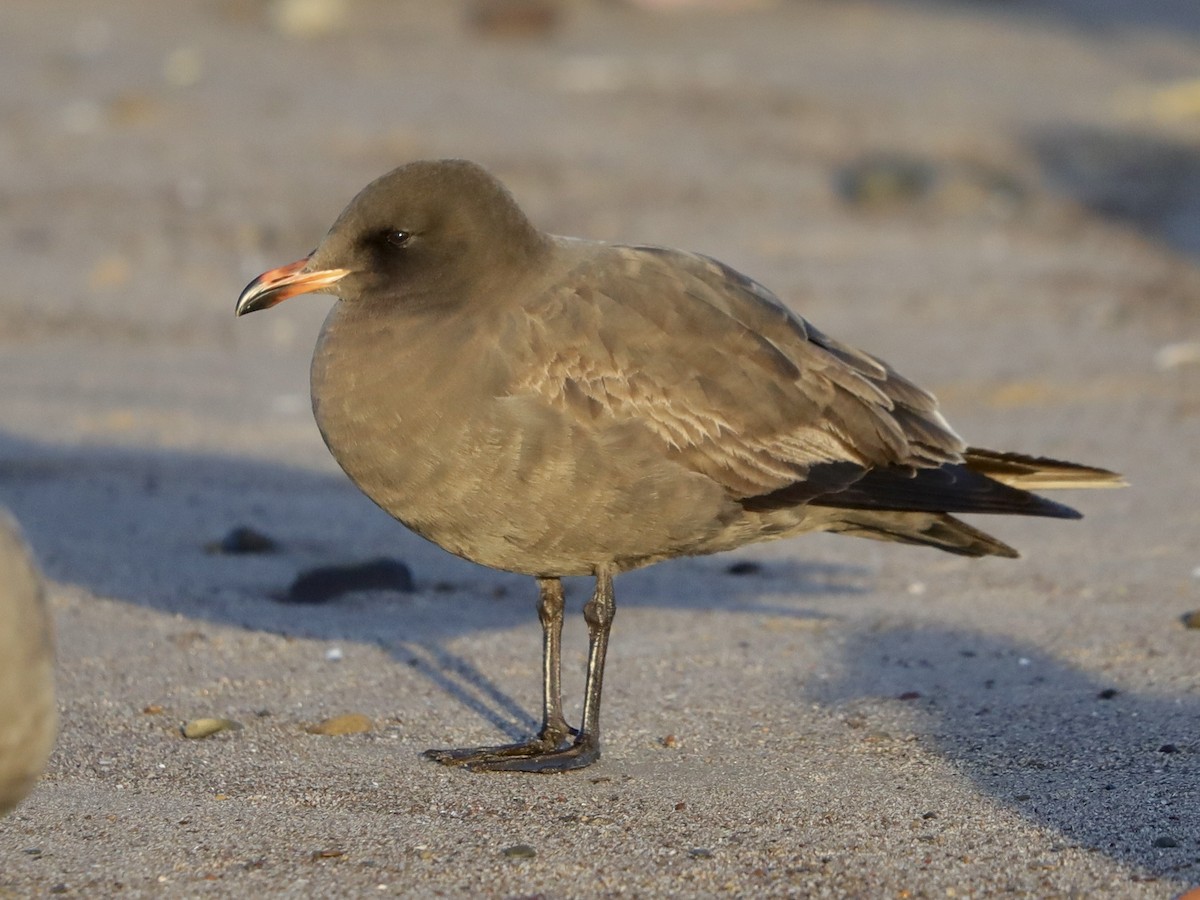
<box><xmin>506</xmin><ymin>243</ymin><xmax>965</xmax><ymax>503</ymax></box>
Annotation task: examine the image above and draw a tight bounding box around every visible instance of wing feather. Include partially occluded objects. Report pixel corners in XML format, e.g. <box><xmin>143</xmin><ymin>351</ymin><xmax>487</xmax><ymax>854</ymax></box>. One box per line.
<box><xmin>508</xmin><ymin>243</ymin><xmax>965</xmax><ymax>501</ymax></box>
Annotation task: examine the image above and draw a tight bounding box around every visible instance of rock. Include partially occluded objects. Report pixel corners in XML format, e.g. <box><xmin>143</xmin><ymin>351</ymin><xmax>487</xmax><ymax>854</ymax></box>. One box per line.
<box><xmin>181</xmin><ymin>718</ymin><xmax>242</xmax><ymax>739</ymax></box>
<box><xmin>466</xmin><ymin>0</ymin><xmax>562</xmax><ymax>37</ymax></box>
<box><xmin>269</xmin><ymin>0</ymin><xmax>348</xmax><ymax>39</ymax></box>
<box><xmin>305</xmin><ymin>713</ymin><xmax>373</xmax><ymax>735</ymax></box>
<box><xmin>0</xmin><ymin>511</ymin><xmax>57</xmax><ymax>816</ymax></box>
<box><xmin>280</xmin><ymin>558</ymin><xmax>414</xmax><ymax>604</ymax></box>
<box><xmin>836</xmin><ymin>154</ymin><xmax>937</xmax><ymax>209</ymax></box>
<box><xmin>205</xmin><ymin>525</ymin><xmax>278</xmax><ymax>555</ymax></box>
<box><xmin>501</xmin><ymin>844</ymin><xmax>537</xmax><ymax>859</ymax></box>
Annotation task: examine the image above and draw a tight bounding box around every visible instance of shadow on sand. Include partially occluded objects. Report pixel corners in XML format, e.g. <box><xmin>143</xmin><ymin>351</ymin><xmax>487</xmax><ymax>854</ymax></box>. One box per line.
<box><xmin>921</xmin><ymin>0</ymin><xmax>1200</xmax><ymax>37</ymax></box>
<box><xmin>4</xmin><ymin>430</ymin><xmax>1194</xmax><ymax>879</ymax></box>
<box><xmin>814</xmin><ymin>623</ymin><xmax>1200</xmax><ymax>882</ymax></box>
<box><xmin>0</xmin><ymin>430</ymin><xmax>856</xmax><ymax>740</ymax></box>
<box><xmin>1032</xmin><ymin>125</ymin><xmax>1200</xmax><ymax>262</ymax></box>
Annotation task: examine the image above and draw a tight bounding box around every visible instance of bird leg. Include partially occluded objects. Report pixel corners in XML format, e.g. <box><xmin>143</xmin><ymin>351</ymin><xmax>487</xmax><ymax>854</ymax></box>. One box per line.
<box><xmin>424</xmin><ymin>570</ymin><xmax>617</xmax><ymax>773</ymax></box>
<box><xmin>424</xmin><ymin>577</ymin><xmax>574</xmax><ymax>767</ymax></box>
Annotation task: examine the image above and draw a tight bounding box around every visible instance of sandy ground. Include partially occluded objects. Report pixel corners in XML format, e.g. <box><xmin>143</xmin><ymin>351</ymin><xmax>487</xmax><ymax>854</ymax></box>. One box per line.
<box><xmin>1</xmin><ymin>0</ymin><xmax>1199</xmax><ymax>895</ymax></box>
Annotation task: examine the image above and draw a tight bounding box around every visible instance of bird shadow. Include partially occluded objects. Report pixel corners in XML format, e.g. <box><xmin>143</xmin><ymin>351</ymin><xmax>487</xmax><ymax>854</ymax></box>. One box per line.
<box><xmin>905</xmin><ymin>0</ymin><xmax>1200</xmax><ymax>37</ymax></box>
<box><xmin>810</xmin><ymin>622</ymin><xmax>1200</xmax><ymax>882</ymax></box>
<box><xmin>0</xmin><ymin>430</ymin><xmax>860</xmax><ymax>742</ymax></box>
<box><xmin>1030</xmin><ymin>124</ymin><xmax>1200</xmax><ymax>263</ymax></box>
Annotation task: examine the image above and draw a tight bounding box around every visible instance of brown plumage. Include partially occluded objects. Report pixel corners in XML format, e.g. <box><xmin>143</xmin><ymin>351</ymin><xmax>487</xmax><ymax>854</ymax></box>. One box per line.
<box><xmin>236</xmin><ymin>159</ymin><xmax>1123</xmax><ymax>772</ymax></box>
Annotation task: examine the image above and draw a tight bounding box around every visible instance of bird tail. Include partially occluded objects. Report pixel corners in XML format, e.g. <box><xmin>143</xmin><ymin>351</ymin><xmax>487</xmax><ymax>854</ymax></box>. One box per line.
<box><xmin>824</xmin><ymin>511</ymin><xmax>1019</xmax><ymax>558</ymax></box>
<box><xmin>963</xmin><ymin>448</ymin><xmax>1126</xmax><ymax>491</ymax></box>
<box><xmin>813</xmin><ymin>450</ymin><xmax>1124</xmax><ymax>559</ymax></box>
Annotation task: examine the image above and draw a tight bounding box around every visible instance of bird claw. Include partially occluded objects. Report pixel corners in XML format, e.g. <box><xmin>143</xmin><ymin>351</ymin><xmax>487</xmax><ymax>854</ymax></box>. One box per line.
<box><xmin>423</xmin><ymin>734</ymin><xmax>598</xmax><ymax>773</ymax></box>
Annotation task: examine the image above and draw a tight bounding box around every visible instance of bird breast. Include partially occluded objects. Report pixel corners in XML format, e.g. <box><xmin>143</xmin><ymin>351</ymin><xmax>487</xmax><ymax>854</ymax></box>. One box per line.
<box><xmin>309</xmin><ymin>301</ymin><xmax>736</xmax><ymax>577</ymax></box>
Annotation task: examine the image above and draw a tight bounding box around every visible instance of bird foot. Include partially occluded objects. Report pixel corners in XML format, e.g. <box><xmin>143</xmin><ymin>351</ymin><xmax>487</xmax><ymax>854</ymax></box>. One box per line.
<box><xmin>423</xmin><ymin>732</ymin><xmax>598</xmax><ymax>773</ymax></box>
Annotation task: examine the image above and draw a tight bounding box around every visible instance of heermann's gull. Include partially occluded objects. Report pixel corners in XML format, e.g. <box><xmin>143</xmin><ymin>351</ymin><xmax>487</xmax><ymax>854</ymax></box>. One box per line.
<box><xmin>0</xmin><ymin>511</ymin><xmax>56</xmax><ymax>812</ymax></box>
<box><xmin>236</xmin><ymin>159</ymin><xmax>1123</xmax><ymax>773</ymax></box>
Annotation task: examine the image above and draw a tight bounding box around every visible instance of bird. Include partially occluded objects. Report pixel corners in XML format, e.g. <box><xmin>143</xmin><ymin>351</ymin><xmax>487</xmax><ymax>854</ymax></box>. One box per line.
<box><xmin>0</xmin><ymin>510</ymin><xmax>57</xmax><ymax>812</ymax></box>
<box><xmin>236</xmin><ymin>159</ymin><xmax>1123</xmax><ymax>773</ymax></box>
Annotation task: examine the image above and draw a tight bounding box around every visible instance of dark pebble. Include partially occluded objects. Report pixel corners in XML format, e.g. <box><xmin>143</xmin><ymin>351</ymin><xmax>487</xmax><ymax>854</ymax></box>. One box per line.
<box><xmin>1158</xmin><ymin>744</ymin><xmax>1179</xmax><ymax>754</ymax></box>
<box><xmin>726</xmin><ymin>560</ymin><xmax>762</xmax><ymax>576</ymax></box>
<box><xmin>1097</xmin><ymin>688</ymin><xmax>1119</xmax><ymax>700</ymax></box>
<box><xmin>836</xmin><ymin>154</ymin><xmax>937</xmax><ymax>208</ymax></box>
<box><xmin>205</xmin><ymin>525</ymin><xmax>278</xmax><ymax>555</ymax></box>
<box><xmin>501</xmin><ymin>844</ymin><xmax>537</xmax><ymax>859</ymax></box>
<box><xmin>467</xmin><ymin>0</ymin><xmax>561</xmax><ymax>38</ymax></box>
<box><xmin>1181</xmin><ymin>610</ymin><xmax>1200</xmax><ymax>629</ymax></box>
<box><xmin>688</xmin><ymin>848</ymin><xmax>714</xmax><ymax>859</ymax></box>
<box><xmin>280</xmin><ymin>558</ymin><xmax>415</xmax><ymax>604</ymax></box>
<box><xmin>1153</xmin><ymin>835</ymin><xmax>1179</xmax><ymax>848</ymax></box>
<box><xmin>897</xmin><ymin>691</ymin><xmax>922</xmax><ymax>701</ymax></box>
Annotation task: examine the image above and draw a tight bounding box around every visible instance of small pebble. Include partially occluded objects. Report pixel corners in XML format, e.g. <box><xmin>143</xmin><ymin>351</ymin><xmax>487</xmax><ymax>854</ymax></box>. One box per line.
<box><xmin>836</xmin><ymin>154</ymin><xmax>937</xmax><ymax>208</ymax></box>
<box><xmin>467</xmin><ymin>0</ymin><xmax>562</xmax><ymax>37</ymax></box>
<box><xmin>325</xmin><ymin>647</ymin><xmax>344</xmax><ymax>662</ymax></box>
<box><xmin>305</xmin><ymin>713</ymin><xmax>372</xmax><ymax>736</ymax></box>
<box><xmin>725</xmin><ymin>560</ymin><xmax>761</xmax><ymax>576</ymax></box>
<box><xmin>688</xmin><ymin>847</ymin><xmax>714</xmax><ymax>859</ymax></box>
<box><xmin>1153</xmin><ymin>835</ymin><xmax>1179</xmax><ymax>848</ymax></box>
<box><xmin>181</xmin><ymin>718</ymin><xmax>242</xmax><ymax>739</ymax></box>
<box><xmin>1154</xmin><ymin>341</ymin><xmax>1200</xmax><ymax>371</ymax></box>
<box><xmin>142</xmin><ymin>704</ymin><xmax>164</xmax><ymax>715</ymax></box>
<box><xmin>1181</xmin><ymin>610</ymin><xmax>1200</xmax><ymax>629</ymax></box>
<box><xmin>1097</xmin><ymin>688</ymin><xmax>1119</xmax><ymax>700</ymax></box>
<box><xmin>1158</xmin><ymin>743</ymin><xmax>1179</xmax><ymax>754</ymax></box>
<box><xmin>163</xmin><ymin>46</ymin><xmax>203</xmax><ymax>88</ymax></box>
<box><xmin>660</xmin><ymin>734</ymin><xmax>679</xmax><ymax>748</ymax></box>
<box><xmin>897</xmin><ymin>691</ymin><xmax>921</xmax><ymax>701</ymax></box>
<box><xmin>281</xmin><ymin>558</ymin><xmax>414</xmax><ymax>603</ymax></box>
<box><xmin>501</xmin><ymin>844</ymin><xmax>537</xmax><ymax>859</ymax></box>
<box><xmin>270</xmin><ymin>0</ymin><xmax>348</xmax><ymax>39</ymax></box>
<box><xmin>205</xmin><ymin>526</ymin><xmax>278</xmax><ymax>555</ymax></box>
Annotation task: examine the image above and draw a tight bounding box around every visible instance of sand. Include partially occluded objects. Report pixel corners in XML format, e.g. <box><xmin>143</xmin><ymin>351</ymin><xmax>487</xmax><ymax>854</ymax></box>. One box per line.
<box><xmin>0</xmin><ymin>1</ymin><xmax>1197</xmax><ymax>895</ymax></box>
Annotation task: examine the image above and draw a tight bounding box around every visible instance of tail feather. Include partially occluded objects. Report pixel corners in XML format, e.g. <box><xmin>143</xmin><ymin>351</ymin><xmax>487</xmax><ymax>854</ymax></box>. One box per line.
<box><xmin>964</xmin><ymin>448</ymin><xmax>1125</xmax><ymax>490</ymax></box>
<box><xmin>803</xmin><ymin>450</ymin><xmax>1123</xmax><ymax>561</ymax></box>
<box><xmin>825</xmin><ymin>511</ymin><xmax>1019</xmax><ymax>559</ymax></box>
<box><xmin>804</xmin><ymin>460</ymin><xmax>1083</xmax><ymax>519</ymax></box>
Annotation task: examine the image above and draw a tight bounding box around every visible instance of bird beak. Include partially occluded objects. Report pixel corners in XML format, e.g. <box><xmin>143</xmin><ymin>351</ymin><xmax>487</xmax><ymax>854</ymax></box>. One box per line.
<box><xmin>235</xmin><ymin>256</ymin><xmax>351</xmax><ymax>316</ymax></box>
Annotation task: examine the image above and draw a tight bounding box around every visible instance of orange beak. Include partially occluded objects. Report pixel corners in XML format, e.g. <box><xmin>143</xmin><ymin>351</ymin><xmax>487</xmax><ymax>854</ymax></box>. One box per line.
<box><xmin>235</xmin><ymin>256</ymin><xmax>351</xmax><ymax>316</ymax></box>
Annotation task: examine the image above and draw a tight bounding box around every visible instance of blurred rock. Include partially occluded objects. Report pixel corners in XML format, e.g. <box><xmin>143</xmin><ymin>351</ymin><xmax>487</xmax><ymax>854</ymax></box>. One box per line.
<box><xmin>269</xmin><ymin>0</ymin><xmax>349</xmax><ymax>39</ymax></box>
<box><xmin>837</xmin><ymin>153</ymin><xmax>1025</xmax><ymax>217</ymax></box>
<box><xmin>467</xmin><ymin>0</ymin><xmax>562</xmax><ymax>37</ymax></box>
<box><xmin>1154</xmin><ymin>341</ymin><xmax>1200</xmax><ymax>371</ymax></box>
<box><xmin>181</xmin><ymin>717</ymin><xmax>243</xmax><ymax>739</ymax></box>
<box><xmin>304</xmin><ymin>712</ymin><xmax>372</xmax><ymax>735</ymax></box>
<box><xmin>0</xmin><ymin>511</ymin><xmax>57</xmax><ymax>816</ymax></box>
<box><xmin>280</xmin><ymin>557</ymin><xmax>415</xmax><ymax>604</ymax></box>
<box><xmin>836</xmin><ymin>153</ymin><xmax>938</xmax><ymax>209</ymax></box>
<box><xmin>163</xmin><ymin>46</ymin><xmax>204</xmax><ymax>88</ymax></box>
<box><xmin>204</xmin><ymin>525</ymin><xmax>279</xmax><ymax>555</ymax></box>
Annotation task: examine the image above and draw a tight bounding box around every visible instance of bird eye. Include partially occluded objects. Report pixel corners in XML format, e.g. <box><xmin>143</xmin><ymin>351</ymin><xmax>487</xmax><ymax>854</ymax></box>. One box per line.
<box><xmin>384</xmin><ymin>230</ymin><xmax>411</xmax><ymax>249</ymax></box>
